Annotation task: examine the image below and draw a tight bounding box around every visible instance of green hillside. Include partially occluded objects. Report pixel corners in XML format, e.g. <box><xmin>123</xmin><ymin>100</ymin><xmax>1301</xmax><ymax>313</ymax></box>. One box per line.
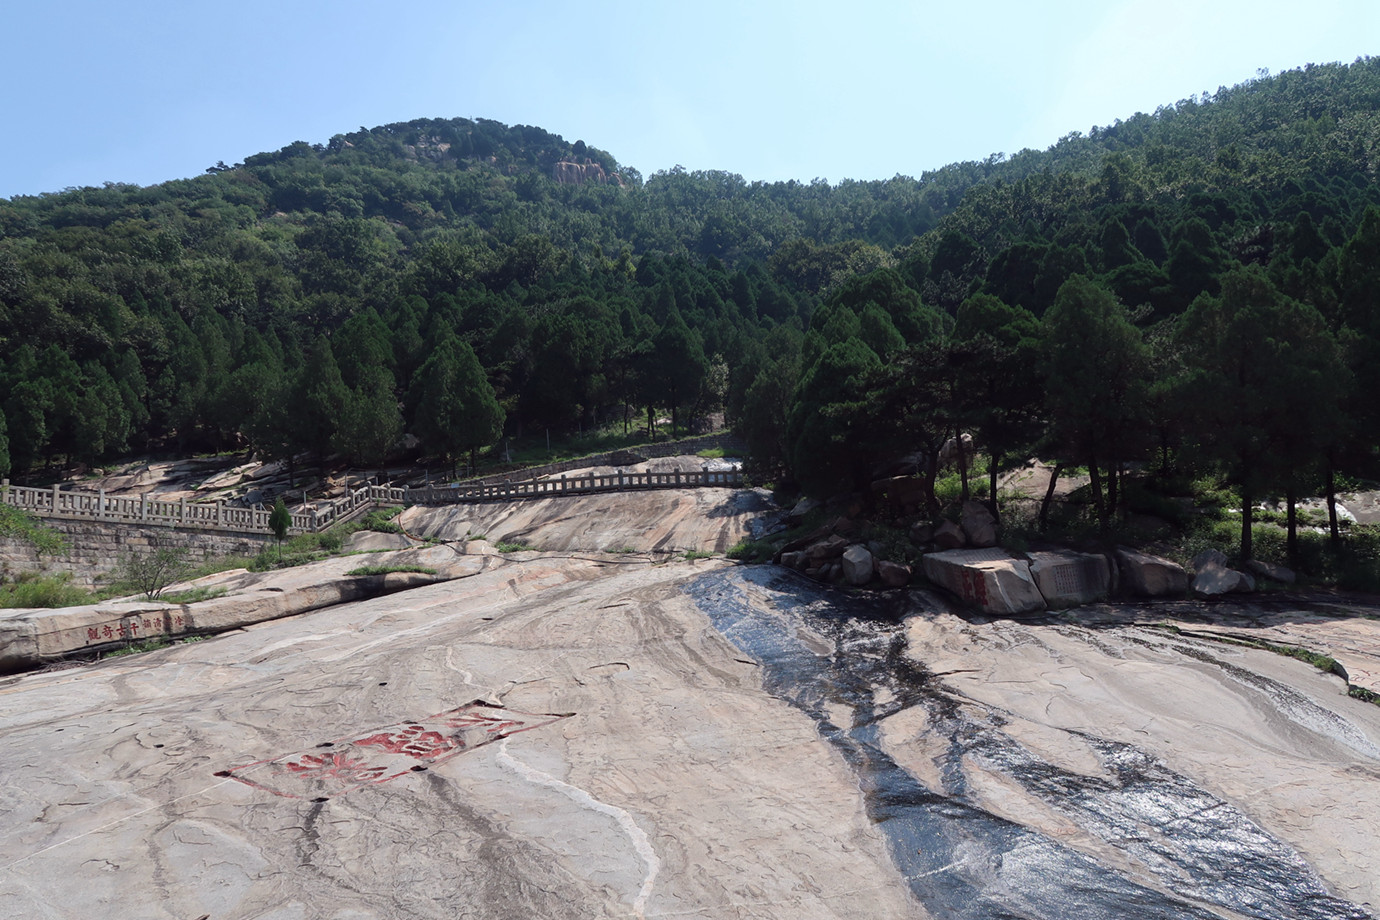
<box><xmin>3</xmin><ymin>57</ymin><xmax>1380</xmax><ymax>577</ymax></box>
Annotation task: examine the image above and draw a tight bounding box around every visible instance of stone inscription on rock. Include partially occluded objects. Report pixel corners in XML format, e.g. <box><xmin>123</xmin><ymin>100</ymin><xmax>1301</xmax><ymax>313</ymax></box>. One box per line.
<box><xmin>219</xmin><ymin>701</ymin><xmax>571</xmax><ymax>800</ymax></box>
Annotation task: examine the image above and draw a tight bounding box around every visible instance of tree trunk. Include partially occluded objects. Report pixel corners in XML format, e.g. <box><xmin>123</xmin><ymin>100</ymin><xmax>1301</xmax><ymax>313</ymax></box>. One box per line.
<box><xmin>1106</xmin><ymin>459</ymin><xmax>1119</xmax><ymax>524</ymax></box>
<box><xmin>1088</xmin><ymin>455</ymin><xmax>1105</xmax><ymax>529</ymax></box>
<box><xmin>1286</xmin><ymin>483</ymin><xmax>1298</xmax><ymax>566</ymax></box>
<box><xmin>1326</xmin><ymin>457</ymin><xmax>1341</xmax><ymax>546</ymax></box>
<box><xmin>1039</xmin><ymin>463</ymin><xmax>1063</xmax><ymax>532</ymax></box>
<box><xmin>988</xmin><ymin>450</ymin><xmax>1000</xmax><ymax>519</ymax></box>
<box><xmin>923</xmin><ymin>447</ymin><xmax>942</xmax><ymax>517</ymax></box>
<box><xmin>1241</xmin><ymin>490</ymin><xmax>1254</xmax><ymax>562</ymax></box>
<box><xmin>956</xmin><ymin>428</ymin><xmax>970</xmax><ymax>503</ymax></box>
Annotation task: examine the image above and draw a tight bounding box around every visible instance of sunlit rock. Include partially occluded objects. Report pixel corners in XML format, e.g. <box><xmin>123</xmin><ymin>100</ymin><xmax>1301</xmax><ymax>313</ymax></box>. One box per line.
<box><xmin>922</xmin><ymin>547</ymin><xmax>1045</xmax><ymax>615</ymax></box>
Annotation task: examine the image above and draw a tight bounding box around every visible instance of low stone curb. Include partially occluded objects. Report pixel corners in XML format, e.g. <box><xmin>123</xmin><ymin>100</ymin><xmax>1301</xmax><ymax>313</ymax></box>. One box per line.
<box><xmin>0</xmin><ymin>550</ymin><xmax>483</xmax><ymax>674</ymax></box>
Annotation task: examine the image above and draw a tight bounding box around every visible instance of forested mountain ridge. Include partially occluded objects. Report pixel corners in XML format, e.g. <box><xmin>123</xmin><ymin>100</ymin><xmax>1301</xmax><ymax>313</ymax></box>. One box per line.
<box><xmin>4</xmin><ymin>57</ymin><xmax>1380</xmax><ymax>573</ymax></box>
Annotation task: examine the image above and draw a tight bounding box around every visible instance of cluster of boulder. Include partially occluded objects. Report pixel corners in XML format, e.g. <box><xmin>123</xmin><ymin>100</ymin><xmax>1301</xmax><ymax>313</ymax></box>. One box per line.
<box><xmin>1190</xmin><ymin>548</ymin><xmax>1296</xmax><ymax>596</ymax></box>
<box><xmin>771</xmin><ymin>500</ymin><xmax>912</xmax><ymax>588</ymax></box>
<box><xmin>772</xmin><ymin>497</ymin><xmax>1299</xmax><ymax>615</ymax></box>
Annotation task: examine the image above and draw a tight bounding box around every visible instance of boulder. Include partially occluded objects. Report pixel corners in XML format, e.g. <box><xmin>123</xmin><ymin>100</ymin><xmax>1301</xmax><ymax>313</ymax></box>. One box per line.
<box><xmin>908</xmin><ymin>521</ymin><xmax>935</xmax><ymax>545</ymax></box>
<box><xmin>1245</xmin><ymin>559</ymin><xmax>1297</xmax><ymax>584</ymax></box>
<box><xmin>871</xmin><ymin>475</ymin><xmax>929</xmax><ymax>509</ymax></box>
<box><xmin>876</xmin><ymin>560</ymin><xmax>912</xmax><ymax>588</ymax></box>
<box><xmin>936</xmin><ymin>432</ymin><xmax>975</xmax><ymax>470</ymax></box>
<box><xmin>922</xmin><ymin>548</ymin><xmax>1045</xmax><ymax>616</ymax></box>
<box><xmin>787</xmin><ymin>497</ymin><xmax>821</xmax><ymax>525</ymax></box>
<box><xmin>960</xmin><ymin>500</ymin><xmax>998</xmax><ymax>548</ymax></box>
<box><xmin>1028</xmin><ymin>550</ymin><xmax>1112</xmax><ymax>608</ymax></box>
<box><xmin>778</xmin><ymin>551</ymin><xmax>807</xmax><ymax>571</ymax></box>
<box><xmin>933</xmin><ymin>520</ymin><xmax>967</xmax><ymax>550</ymax></box>
<box><xmin>807</xmin><ymin>534</ymin><xmax>850</xmax><ymax>563</ymax></box>
<box><xmin>1192</xmin><ymin>548</ymin><xmax>1229</xmax><ymax>571</ymax></box>
<box><xmin>842</xmin><ymin>545</ymin><xmax>875</xmax><ymax>586</ymax></box>
<box><xmin>1193</xmin><ymin>561</ymin><xmax>1256</xmax><ymax>597</ymax></box>
<box><xmin>1115</xmin><ymin>547</ymin><xmax>1189</xmax><ymax>597</ymax></box>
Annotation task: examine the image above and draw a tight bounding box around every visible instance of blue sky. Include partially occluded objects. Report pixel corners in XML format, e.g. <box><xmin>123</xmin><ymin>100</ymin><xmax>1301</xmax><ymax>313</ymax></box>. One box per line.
<box><xmin>2</xmin><ymin>0</ymin><xmax>1377</xmax><ymax>199</ymax></box>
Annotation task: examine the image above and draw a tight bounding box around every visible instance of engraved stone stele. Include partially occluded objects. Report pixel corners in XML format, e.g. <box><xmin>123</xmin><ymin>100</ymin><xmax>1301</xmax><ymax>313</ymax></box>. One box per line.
<box><xmin>1027</xmin><ymin>549</ymin><xmax>1112</xmax><ymax>608</ymax></box>
<box><xmin>922</xmin><ymin>547</ymin><xmax>1046</xmax><ymax>616</ymax></box>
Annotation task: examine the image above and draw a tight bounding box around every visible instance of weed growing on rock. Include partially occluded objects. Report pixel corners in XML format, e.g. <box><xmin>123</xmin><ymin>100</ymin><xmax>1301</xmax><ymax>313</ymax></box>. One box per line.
<box><xmin>346</xmin><ymin>564</ymin><xmax>436</xmax><ymax>577</ymax></box>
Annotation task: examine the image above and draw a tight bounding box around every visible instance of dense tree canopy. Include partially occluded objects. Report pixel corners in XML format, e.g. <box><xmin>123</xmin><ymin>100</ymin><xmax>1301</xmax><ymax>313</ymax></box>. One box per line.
<box><xmin>4</xmin><ymin>60</ymin><xmax>1380</xmax><ymax>567</ymax></box>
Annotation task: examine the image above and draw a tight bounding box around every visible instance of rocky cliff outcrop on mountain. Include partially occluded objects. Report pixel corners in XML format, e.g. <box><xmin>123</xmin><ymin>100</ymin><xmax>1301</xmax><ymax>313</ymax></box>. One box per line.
<box><xmin>552</xmin><ymin>157</ymin><xmax>612</xmax><ymax>185</ymax></box>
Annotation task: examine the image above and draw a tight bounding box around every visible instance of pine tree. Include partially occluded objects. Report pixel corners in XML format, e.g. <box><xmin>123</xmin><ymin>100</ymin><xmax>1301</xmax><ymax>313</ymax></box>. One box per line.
<box><xmin>410</xmin><ymin>335</ymin><xmax>504</xmax><ymax>475</ymax></box>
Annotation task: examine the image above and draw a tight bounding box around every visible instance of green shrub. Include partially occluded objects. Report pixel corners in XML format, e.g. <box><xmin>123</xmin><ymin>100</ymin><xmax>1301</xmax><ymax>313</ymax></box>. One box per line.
<box><xmin>495</xmin><ymin>541</ymin><xmax>536</xmax><ymax>553</ymax></box>
<box><xmin>358</xmin><ymin>508</ymin><xmax>403</xmax><ymax>534</ymax></box>
<box><xmin>346</xmin><ymin>564</ymin><xmax>436</xmax><ymax>577</ymax></box>
<box><xmin>0</xmin><ymin>571</ymin><xmax>91</xmax><ymax>608</ymax></box>
<box><xmin>0</xmin><ymin>505</ymin><xmax>67</xmax><ymax>555</ymax></box>
<box><xmin>726</xmin><ymin>539</ymin><xmax>774</xmax><ymax>563</ymax></box>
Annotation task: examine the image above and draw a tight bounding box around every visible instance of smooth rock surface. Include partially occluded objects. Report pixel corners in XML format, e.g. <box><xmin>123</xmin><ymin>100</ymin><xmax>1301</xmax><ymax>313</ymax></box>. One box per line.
<box><xmin>399</xmin><ymin>487</ymin><xmax>770</xmax><ymax>556</ymax></box>
<box><xmin>0</xmin><ymin>556</ymin><xmax>924</xmax><ymax>920</ymax></box>
<box><xmin>903</xmin><ymin>602</ymin><xmax>1380</xmax><ymax>912</ymax></box>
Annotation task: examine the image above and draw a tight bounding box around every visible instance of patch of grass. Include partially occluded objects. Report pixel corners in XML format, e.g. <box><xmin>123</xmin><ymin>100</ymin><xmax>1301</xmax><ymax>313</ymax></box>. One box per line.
<box><xmin>0</xmin><ymin>504</ymin><xmax>67</xmax><ymax>555</ymax></box>
<box><xmin>354</xmin><ymin>507</ymin><xmax>404</xmax><ymax>534</ymax></box>
<box><xmin>104</xmin><ymin>637</ymin><xmax>173</xmax><ymax>657</ymax></box>
<box><xmin>683</xmin><ymin>549</ymin><xmax>714</xmax><ymax>561</ymax></box>
<box><xmin>934</xmin><ymin>458</ymin><xmax>992</xmax><ymax>506</ymax></box>
<box><xmin>605</xmin><ymin>546</ymin><xmax>639</xmax><ymax>554</ymax></box>
<box><xmin>0</xmin><ymin>571</ymin><xmax>92</xmax><ymax>608</ymax></box>
<box><xmin>346</xmin><ymin>564</ymin><xmax>437</xmax><ymax>577</ymax></box>
<box><xmin>696</xmin><ymin>447</ymin><xmax>726</xmax><ymax>459</ymax></box>
<box><xmin>726</xmin><ymin>538</ymin><xmax>774</xmax><ymax>563</ymax></box>
<box><xmin>1350</xmin><ymin>686</ymin><xmax>1380</xmax><ymax>705</ymax></box>
<box><xmin>495</xmin><ymin>541</ymin><xmax>536</xmax><ymax>553</ymax></box>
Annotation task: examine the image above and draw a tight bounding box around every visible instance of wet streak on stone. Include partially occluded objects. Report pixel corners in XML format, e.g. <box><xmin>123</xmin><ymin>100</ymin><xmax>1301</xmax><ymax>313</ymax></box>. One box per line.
<box><xmin>687</xmin><ymin>567</ymin><xmax>1374</xmax><ymax>920</ymax></box>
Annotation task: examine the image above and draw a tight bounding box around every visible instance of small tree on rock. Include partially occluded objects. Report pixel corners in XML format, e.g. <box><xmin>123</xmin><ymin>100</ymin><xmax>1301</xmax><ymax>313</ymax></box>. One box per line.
<box><xmin>269</xmin><ymin>497</ymin><xmax>292</xmax><ymax>562</ymax></box>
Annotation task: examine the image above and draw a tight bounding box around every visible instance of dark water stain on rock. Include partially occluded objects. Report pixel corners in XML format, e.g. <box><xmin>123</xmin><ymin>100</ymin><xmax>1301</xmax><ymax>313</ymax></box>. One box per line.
<box><xmin>687</xmin><ymin>567</ymin><xmax>1374</xmax><ymax>920</ymax></box>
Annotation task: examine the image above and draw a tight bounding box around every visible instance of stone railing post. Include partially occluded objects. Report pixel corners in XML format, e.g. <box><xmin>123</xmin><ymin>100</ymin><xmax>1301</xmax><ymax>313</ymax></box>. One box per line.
<box><xmin>52</xmin><ymin>483</ymin><xmax>61</xmax><ymax>515</ymax></box>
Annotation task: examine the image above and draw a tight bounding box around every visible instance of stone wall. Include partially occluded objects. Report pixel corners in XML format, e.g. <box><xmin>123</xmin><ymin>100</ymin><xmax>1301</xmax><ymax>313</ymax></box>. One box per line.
<box><xmin>0</xmin><ymin>522</ymin><xmax>271</xmax><ymax>588</ymax></box>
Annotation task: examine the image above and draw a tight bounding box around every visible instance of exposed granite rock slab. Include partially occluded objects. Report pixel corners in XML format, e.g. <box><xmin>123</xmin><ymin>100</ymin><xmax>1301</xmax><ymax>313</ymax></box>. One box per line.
<box><xmin>922</xmin><ymin>547</ymin><xmax>1045</xmax><ymax>615</ymax></box>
